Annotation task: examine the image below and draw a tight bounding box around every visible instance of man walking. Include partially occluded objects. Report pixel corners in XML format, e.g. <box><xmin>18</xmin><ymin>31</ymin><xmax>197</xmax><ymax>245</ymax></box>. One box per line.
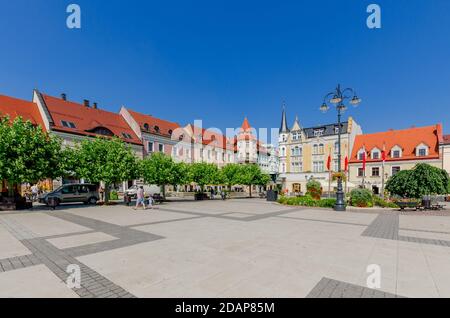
<box><xmin>134</xmin><ymin>186</ymin><xmax>146</xmax><ymax>210</ymax></box>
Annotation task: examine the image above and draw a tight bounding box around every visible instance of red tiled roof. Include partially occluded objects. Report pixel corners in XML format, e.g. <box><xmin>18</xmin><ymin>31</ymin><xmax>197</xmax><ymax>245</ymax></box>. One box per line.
<box><xmin>241</xmin><ymin>117</ymin><xmax>251</xmax><ymax>131</ymax></box>
<box><xmin>443</xmin><ymin>134</ymin><xmax>450</xmax><ymax>145</ymax></box>
<box><xmin>188</xmin><ymin>125</ymin><xmax>234</xmax><ymax>150</ymax></box>
<box><xmin>350</xmin><ymin>124</ymin><xmax>442</xmax><ymax>163</ymax></box>
<box><xmin>41</xmin><ymin>94</ymin><xmax>142</xmax><ymax>145</ymax></box>
<box><xmin>0</xmin><ymin>95</ymin><xmax>46</xmax><ymax>131</ymax></box>
<box><xmin>127</xmin><ymin>109</ymin><xmax>180</xmax><ymax>138</ymax></box>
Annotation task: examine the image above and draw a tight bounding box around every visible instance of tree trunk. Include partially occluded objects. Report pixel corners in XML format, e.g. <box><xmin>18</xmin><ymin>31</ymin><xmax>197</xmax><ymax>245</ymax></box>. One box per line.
<box><xmin>161</xmin><ymin>185</ymin><xmax>166</xmax><ymax>199</ymax></box>
<box><xmin>104</xmin><ymin>184</ymin><xmax>110</xmax><ymax>204</ymax></box>
<box><xmin>249</xmin><ymin>185</ymin><xmax>252</xmax><ymax>198</ymax></box>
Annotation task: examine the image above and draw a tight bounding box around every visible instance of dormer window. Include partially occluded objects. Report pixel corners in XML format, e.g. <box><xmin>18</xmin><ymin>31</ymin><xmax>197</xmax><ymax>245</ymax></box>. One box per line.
<box><xmin>416</xmin><ymin>143</ymin><xmax>429</xmax><ymax>157</ymax></box>
<box><xmin>61</xmin><ymin>120</ymin><xmax>76</xmax><ymax>129</ymax></box>
<box><xmin>389</xmin><ymin>145</ymin><xmax>403</xmax><ymax>159</ymax></box>
<box><xmin>168</xmin><ymin>129</ymin><xmax>173</xmax><ymax>136</ymax></box>
<box><xmin>314</xmin><ymin>129</ymin><xmax>324</xmax><ymax>137</ymax></box>
<box><xmin>334</xmin><ymin>126</ymin><xmax>340</xmax><ymax>134</ymax></box>
<box><xmin>357</xmin><ymin>149</ymin><xmax>366</xmax><ymax>160</ymax></box>
<box><xmin>371</xmin><ymin>148</ymin><xmax>381</xmax><ymax>160</ymax></box>
<box><xmin>143</xmin><ymin>123</ymin><xmax>150</xmax><ymax>131</ymax></box>
<box><xmin>154</xmin><ymin>126</ymin><xmax>160</xmax><ymax>133</ymax></box>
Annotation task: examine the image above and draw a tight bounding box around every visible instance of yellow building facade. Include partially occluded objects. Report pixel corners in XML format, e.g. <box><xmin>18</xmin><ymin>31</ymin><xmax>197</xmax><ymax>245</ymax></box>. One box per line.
<box><xmin>278</xmin><ymin>108</ymin><xmax>362</xmax><ymax>195</ymax></box>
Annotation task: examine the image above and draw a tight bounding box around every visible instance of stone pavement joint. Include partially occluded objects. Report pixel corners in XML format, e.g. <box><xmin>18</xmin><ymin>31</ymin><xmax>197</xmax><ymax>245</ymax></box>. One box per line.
<box><xmin>306</xmin><ymin>277</ymin><xmax>405</xmax><ymax>298</ymax></box>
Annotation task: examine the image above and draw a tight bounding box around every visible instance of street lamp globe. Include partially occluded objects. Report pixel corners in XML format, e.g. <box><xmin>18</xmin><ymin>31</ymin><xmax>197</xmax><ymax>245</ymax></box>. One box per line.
<box><xmin>320</xmin><ymin>102</ymin><xmax>329</xmax><ymax>113</ymax></box>
<box><xmin>350</xmin><ymin>96</ymin><xmax>361</xmax><ymax>106</ymax></box>
<box><xmin>330</xmin><ymin>95</ymin><xmax>342</xmax><ymax>104</ymax></box>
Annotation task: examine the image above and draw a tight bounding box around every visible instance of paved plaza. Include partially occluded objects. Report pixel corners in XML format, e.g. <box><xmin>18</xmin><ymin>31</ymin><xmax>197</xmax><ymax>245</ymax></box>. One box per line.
<box><xmin>1</xmin><ymin>199</ymin><xmax>450</xmax><ymax>298</ymax></box>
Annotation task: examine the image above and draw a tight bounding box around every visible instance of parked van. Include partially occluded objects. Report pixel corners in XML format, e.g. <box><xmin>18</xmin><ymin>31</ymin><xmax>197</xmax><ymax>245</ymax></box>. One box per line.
<box><xmin>124</xmin><ymin>185</ymin><xmax>161</xmax><ymax>198</ymax></box>
<box><xmin>39</xmin><ymin>184</ymin><xmax>99</xmax><ymax>206</ymax></box>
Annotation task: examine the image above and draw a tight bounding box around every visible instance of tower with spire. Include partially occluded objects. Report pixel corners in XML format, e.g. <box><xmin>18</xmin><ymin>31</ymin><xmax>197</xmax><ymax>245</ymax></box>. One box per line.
<box><xmin>237</xmin><ymin>117</ymin><xmax>258</xmax><ymax>164</ymax></box>
<box><xmin>278</xmin><ymin>103</ymin><xmax>290</xmax><ymax>174</ymax></box>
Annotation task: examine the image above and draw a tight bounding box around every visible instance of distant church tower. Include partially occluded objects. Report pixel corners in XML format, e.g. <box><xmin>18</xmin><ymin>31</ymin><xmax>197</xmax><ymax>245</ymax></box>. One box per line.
<box><xmin>237</xmin><ymin>117</ymin><xmax>258</xmax><ymax>164</ymax></box>
<box><xmin>279</xmin><ymin>105</ymin><xmax>290</xmax><ymax>173</ymax></box>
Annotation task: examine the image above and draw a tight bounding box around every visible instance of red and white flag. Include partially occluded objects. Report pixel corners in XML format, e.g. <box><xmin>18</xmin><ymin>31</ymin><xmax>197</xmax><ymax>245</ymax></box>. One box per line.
<box><xmin>327</xmin><ymin>152</ymin><xmax>332</xmax><ymax>171</ymax></box>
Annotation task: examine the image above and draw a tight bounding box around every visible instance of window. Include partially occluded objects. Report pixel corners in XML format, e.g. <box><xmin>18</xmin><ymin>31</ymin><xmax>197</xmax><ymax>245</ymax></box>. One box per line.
<box><xmin>334</xmin><ymin>142</ymin><xmax>339</xmax><ymax>154</ymax></box>
<box><xmin>159</xmin><ymin>144</ymin><xmax>164</xmax><ymax>152</ymax></box>
<box><xmin>313</xmin><ymin>161</ymin><xmax>324</xmax><ymax>173</ymax></box>
<box><xmin>168</xmin><ymin>129</ymin><xmax>173</xmax><ymax>136</ymax></box>
<box><xmin>358</xmin><ymin>168</ymin><xmax>365</xmax><ymax>177</ymax></box>
<box><xmin>418</xmin><ymin>148</ymin><xmax>427</xmax><ymax>156</ymax></box>
<box><xmin>122</xmin><ymin>133</ymin><xmax>132</xmax><ymax>139</ymax></box>
<box><xmin>313</xmin><ymin>144</ymin><xmax>318</xmax><ymax>155</ymax></box>
<box><xmin>90</xmin><ymin>127</ymin><xmax>114</xmax><ymax>136</ymax></box>
<box><xmin>154</xmin><ymin>126</ymin><xmax>160</xmax><ymax>133</ymax></box>
<box><xmin>291</xmin><ymin>162</ymin><xmax>302</xmax><ymax>173</ymax></box>
<box><xmin>143</xmin><ymin>123</ymin><xmax>150</xmax><ymax>131</ymax></box>
<box><xmin>372</xmin><ymin>167</ymin><xmax>380</xmax><ymax>177</ymax></box>
<box><xmin>61</xmin><ymin>185</ymin><xmax>76</xmax><ymax>194</ymax></box>
<box><xmin>392</xmin><ymin>166</ymin><xmax>401</xmax><ymax>175</ymax></box>
<box><xmin>335</xmin><ymin>126</ymin><xmax>340</xmax><ymax>134</ymax></box>
<box><xmin>372</xmin><ymin>151</ymin><xmax>380</xmax><ymax>160</ymax></box>
<box><xmin>319</xmin><ymin>144</ymin><xmax>324</xmax><ymax>154</ymax></box>
<box><xmin>392</xmin><ymin>150</ymin><xmax>401</xmax><ymax>158</ymax></box>
<box><xmin>314</xmin><ymin>129</ymin><xmax>324</xmax><ymax>137</ymax></box>
<box><xmin>281</xmin><ymin>147</ymin><xmax>285</xmax><ymax>156</ymax></box>
<box><xmin>333</xmin><ymin>159</ymin><xmax>339</xmax><ymax>172</ymax></box>
<box><xmin>358</xmin><ymin>151</ymin><xmax>365</xmax><ymax>161</ymax></box>
<box><xmin>148</xmin><ymin>142</ymin><xmax>154</xmax><ymax>153</ymax></box>
<box><xmin>61</xmin><ymin>120</ymin><xmax>76</xmax><ymax>129</ymax></box>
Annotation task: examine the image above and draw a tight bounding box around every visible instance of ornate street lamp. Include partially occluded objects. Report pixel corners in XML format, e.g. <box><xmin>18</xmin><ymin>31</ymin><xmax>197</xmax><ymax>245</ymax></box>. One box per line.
<box><xmin>320</xmin><ymin>84</ymin><xmax>361</xmax><ymax>211</ymax></box>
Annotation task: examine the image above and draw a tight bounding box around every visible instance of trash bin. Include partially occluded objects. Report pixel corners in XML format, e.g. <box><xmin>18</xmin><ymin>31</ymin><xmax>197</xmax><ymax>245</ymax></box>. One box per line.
<box><xmin>266</xmin><ymin>190</ymin><xmax>278</xmax><ymax>202</ymax></box>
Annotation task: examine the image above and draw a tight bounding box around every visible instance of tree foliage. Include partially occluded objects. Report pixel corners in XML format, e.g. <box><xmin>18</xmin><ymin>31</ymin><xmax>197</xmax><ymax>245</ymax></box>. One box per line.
<box><xmin>140</xmin><ymin>153</ymin><xmax>188</xmax><ymax>197</ymax></box>
<box><xmin>234</xmin><ymin>164</ymin><xmax>269</xmax><ymax>197</ymax></box>
<box><xmin>0</xmin><ymin>116</ymin><xmax>63</xmax><ymax>194</ymax></box>
<box><xmin>188</xmin><ymin>162</ymin><xmax>220</xmax><ymax>191</ymax></box>
<box><xmin>72</xmin><ymin>137</ymin><xmax>139</xmax><ymax>201</ymax></box>
<box><xmin>386</xmin><ymin>163</ymin><xmax>449</xmax><ymax>198</ymax></box>
<box><xmin>221</xmin><ymin>164</ymin><xmax>241</xmax><ymax>188</ymax></box>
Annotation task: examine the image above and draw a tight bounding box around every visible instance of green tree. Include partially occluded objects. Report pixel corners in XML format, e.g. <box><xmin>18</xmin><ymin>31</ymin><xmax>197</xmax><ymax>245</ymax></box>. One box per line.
<box><xmin>0</xmin><ymin>116</ymin><xmax>63</xmax><ymax>197</ymax></box>
<box><xmin>236</xmin><ymin>164</ymin><xmax>268</xmax><ymax>198</ymax></box>
<box><xmin>72</xmin><ymin>137</ymin><xmax>139</xmax><ymax>202</ymax></box>
<box><xmin>188</xmin><ymin>162</ymin><xmax>220</xmax><ymax>192</ymax></box>
<box><xmin>221</xmin><ymin>164</ymin><xmax>241</xmax><ymax>190</ymax></box>
<box><xmin>140</xmin><ymin>153</ymin><xmax>188</xmax><ymax>198</ymax></box>
<box><xmin>386</xmin><ymin>163</ymin><xmax>449</xmax><ymax>198</ymax></box>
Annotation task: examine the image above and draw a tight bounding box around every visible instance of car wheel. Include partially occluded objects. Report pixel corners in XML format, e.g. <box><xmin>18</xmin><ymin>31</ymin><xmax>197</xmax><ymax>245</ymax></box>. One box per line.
<box><xmin>88</xmin><ymin>197</ymin><xmax>98</xmax><ymax>205</ymax></box>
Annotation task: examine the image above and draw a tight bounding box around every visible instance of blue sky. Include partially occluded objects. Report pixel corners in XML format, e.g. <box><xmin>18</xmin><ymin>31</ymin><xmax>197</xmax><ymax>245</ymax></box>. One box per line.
<box><xmin>1</xmin><ymin>0</ymin><xmax>449</xmax><ymax>141</ymax></box>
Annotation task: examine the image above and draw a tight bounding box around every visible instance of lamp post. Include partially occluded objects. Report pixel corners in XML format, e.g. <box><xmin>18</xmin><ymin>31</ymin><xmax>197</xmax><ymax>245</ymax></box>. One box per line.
<box><xmin>320</xmin><ymin>84</ymin><xmax>361</xmax><ymax>211</ymax></box>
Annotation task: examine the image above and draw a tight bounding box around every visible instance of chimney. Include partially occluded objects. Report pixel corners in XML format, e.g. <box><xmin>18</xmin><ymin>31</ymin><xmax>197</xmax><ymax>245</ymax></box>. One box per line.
<box><xmin>61</xmin><ymin>93</ymin><xmax>67</xmax><ymax>101</ymax></box>
<box><xmin>83</xmin><ymin>99</ymin><xmax>90</xmax><ymax>107</ymax></box>
<box><xmin>93</xmin><ymin>102</ymin><xmax>98</xmax><ymax>109</ymax></box>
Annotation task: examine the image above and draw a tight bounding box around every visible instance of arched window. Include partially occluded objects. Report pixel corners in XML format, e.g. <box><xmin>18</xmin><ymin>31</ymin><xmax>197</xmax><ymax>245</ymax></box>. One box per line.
<box><xmin>143</xmin><ymin>123</ymin><xmax>150</xmax><ymax>131</ymax></box>
<box><xmin>154</xmin><ymin>126</ymin><xmax>160</xmax><ymax>133</ymax></box>
<box><xmin>313</xmin><ymin>144</ymin><xmax>318</xmax><ymax>155</ymax></box>
<box><xmin>88</xmin><ymin>126</ymin><xmax>114</xmax><ymax>137</ymax></box>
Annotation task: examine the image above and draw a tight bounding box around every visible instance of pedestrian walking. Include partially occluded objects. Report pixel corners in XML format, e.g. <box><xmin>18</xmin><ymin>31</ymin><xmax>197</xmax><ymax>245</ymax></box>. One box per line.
<box><xmin>31</xmin><ymin>184</ymin><xmax>39</xmax><ymax>202</ymax></box>
<box><xmin>134</xmin><ymin>186</ymin><xmax>146</xmax><ymax>210</ymax></box>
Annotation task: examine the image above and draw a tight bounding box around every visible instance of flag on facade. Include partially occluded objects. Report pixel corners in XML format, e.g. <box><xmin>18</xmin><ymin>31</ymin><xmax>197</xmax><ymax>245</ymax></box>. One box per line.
<box><xmin>327</xmin><ymin>153</ymin><xmax>332</xmax><ymax>171</ymax></box>
<box><xmin>382</xmin><ymin>143</ymin><xmax>387</xmax><ymax>162</ymax></box>
<box><xmin>362</xmin><ymin>147</ymin><xmax>367</xmax><ymax>171</ymax></box>
<box><xmin>344</xmin><ymin>156</ymin><xmax>349</xmax><ymax>172</ymax></box>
